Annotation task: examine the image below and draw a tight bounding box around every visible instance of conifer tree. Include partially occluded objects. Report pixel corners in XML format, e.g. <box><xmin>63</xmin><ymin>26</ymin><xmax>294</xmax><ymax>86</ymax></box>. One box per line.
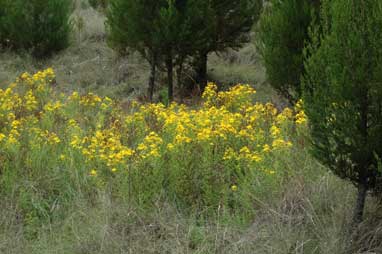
<box><xmin>257</xmin><ymin>0</ymin><xmax>319</xmax><ymax>103</ymax></box>
<box><xmin>107</xmin><ymin>0</ymin><xmax>162</xmax><ymax>101</ymax></box>
<box><xmin>194</xmin><ymin>0</ymin><xmax>262</xmax><ymax>91</ymax></box>
<box><xmin>303</xmin><ymin>0</ymin><xmax>382</xmax><ymax>226</ymax></box>
<box><xmin>108</xmin><ymin>0</ymin><xmax>209</xmax><ymax>102</ymax></box>
<box><xmin>0</xmin><ymin>0</ymin><xmax>72</xmax><ymax>58</ymax></box>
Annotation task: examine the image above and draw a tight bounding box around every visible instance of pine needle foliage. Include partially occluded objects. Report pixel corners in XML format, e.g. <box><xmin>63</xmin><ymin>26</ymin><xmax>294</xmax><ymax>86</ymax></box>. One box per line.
<box><xmin>257</xmin><ymin>0</ymin><xmax>319</xmax><ymax>103</ymax></box>
<box><xmin>107</xmin><ymin>0</ymin><xmax>210</xmax><ymax>101</ymax></box>
<box><xmin>194</xmin><ymin>0</ymin><xmax>262</xmax><ymax>90</ymax></box>
<box><xmin>0</xmin><ymin>0</ymin><xmax>72</xmax><ymax>58</ymax></box>
<box><xmin>303</xmin><ymin>0</ymin><xmax>382</xmax><ymax>225</ymax></box>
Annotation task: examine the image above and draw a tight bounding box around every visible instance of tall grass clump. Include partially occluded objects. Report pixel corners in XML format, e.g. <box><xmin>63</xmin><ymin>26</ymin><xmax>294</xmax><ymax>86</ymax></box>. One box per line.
<box><xmin>0</xmin><ymin>0</ymin><xmax>72</xmax><ymax>58</ymax></box>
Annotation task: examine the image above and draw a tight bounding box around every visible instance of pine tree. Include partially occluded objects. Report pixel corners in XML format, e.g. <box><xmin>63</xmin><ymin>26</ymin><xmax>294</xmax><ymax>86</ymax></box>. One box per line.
<box><xmin>0</xmin><ymin>0</ymin><xmax>72</xmax><ymax>58</ymax></box>
<box><xmin>107</xmin><ymin>0</ymin><xmax>163</xmax><ymax>101</ymax></box>
<box><xmin>257</xmin><ymin>0</ymin><xmax>320</xmax><ymax>103</ymax></box>
<box><xmin>194</xmin><ymin>0</ymin><xmax>262</xmax><ymax>91</ymax></box>
<box><xmin>107</xmin><ymin>0</ymin><xmax>209</xmax><ymax>102</ymax></box>
<box><xmin>303</xmin><ymin>0</ymin><xmax>382</xmax><ymax>227</ymax></box>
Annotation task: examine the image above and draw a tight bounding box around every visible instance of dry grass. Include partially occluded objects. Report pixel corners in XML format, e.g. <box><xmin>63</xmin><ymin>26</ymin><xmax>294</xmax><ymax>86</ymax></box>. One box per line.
<box><xmin>3</xmin><ymin>170</ymin><xmax>381</xmax><ymax>254</ymax></box>
<box><xmin>0</xmin><ymin>3</ymin><xmax>276</xmax><ymax>104</ymax></box>
<box><xmin>1</xmin><ymin>132</ymin><xmax>380</xmax><ymax>254</ymax></box>
<box><xmin>0</xmin><ymin>0</ymin><xmax>150</xmax><ymax>101</ymax></box>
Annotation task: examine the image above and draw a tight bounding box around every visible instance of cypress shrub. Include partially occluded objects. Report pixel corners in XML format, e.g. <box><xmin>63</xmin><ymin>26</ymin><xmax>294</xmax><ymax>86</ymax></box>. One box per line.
<box><xmin>0</xmin><ymin>0</ymin><xmax>72</xmax><ymax>58</ymax></box>
<box><xmin>257</xmin><ymin>0</ymin><xmax>319</xmax><ymax>103</ymax></box>
<box><xmin>303</xmin><ymin>0</ymin><xmax>382</xmax><ymax>228</ymax></box>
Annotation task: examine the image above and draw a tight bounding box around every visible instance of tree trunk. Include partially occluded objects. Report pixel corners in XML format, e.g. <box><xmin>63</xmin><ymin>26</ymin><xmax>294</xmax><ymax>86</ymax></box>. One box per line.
<box><xmin>346</xmin><ymin>182</ymin><xmax>368</xmax><ymax>251</ymax></box>
<box><xmin>196</xmin><ymin>51</ymin><xmax>208</xmax><ymax>92</ymax></box>
<box><xmin>177</xmin><ymin>62</ymin><xmax>183</xmax><ymax>100</ymax></box>
<box><xmin>166</xmin><ymin>54</ymin><xmax>174</xmax><ymax>103</ymax></box>
<box><xmin>148</xmin><ymin>53</ymin><xmax>156</xmax><ymax>102</ymax></box>
<box><xmin>352</xmin><ymin>183</ymin><xmax>367</xmax><ymax>227</ymax></box>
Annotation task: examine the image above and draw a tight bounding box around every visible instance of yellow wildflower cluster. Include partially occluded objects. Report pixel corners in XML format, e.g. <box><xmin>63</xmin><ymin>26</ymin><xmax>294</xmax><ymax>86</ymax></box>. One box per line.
<box><xmin>137</xmin><ymin>131</ymin><xmax>163</xmax><ymax>159</ymax></box>
<box><xmin>81</xmin><ymin>128</ymin><xmax>134</xmax><ymax>170</ymax></box>
<box><xmin>0</xmin><ymin>69</ymin><xmax>307</xmax><ymax>188</ymax></box>
<box><xmin>295</xmin><ymin>99</ymin><xmax>307</xmax><ymax>125</ymax></box>
<box><xmin>202</xmin><ymin>82</ymin><xmax>256</xmax><ymax>110</ymax></box>
<box><xmin>29</xmin><ymin>128</ymin><xmax>61</xmax><ymax>145</ymax></box>
<box><xmin>119</xmin><ymin>83</ymin><xmax>300</xmax><ymax>179</ymax></box>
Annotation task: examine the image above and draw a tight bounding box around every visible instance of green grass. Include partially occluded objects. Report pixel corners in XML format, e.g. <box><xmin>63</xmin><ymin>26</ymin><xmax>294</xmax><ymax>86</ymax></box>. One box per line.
<box><xmin>2</xmin><ymin>155</ymin><xmax>377</xmax><ymax>254</ymax></box>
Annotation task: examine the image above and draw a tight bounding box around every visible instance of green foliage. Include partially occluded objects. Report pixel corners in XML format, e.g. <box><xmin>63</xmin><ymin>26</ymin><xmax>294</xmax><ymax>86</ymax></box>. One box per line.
<box><xmin>0</xmin><ymin>0</ymin><xmax>72</xmax><ymax>58</ymax></box>
<box><xmin>303</xmin><ymin>0</ymin><xmax>382</xmax><ymax>222</ymax></box>
<box><xmin>257</xmin><ymin>0</ymin><xmax>319</xmax><ymax>103</ymax></box>
<box><xmin>89</xmin><ymin>0</ymin><xmax>108</xmax><ymax>10</ymax></box>
<box><xmin>158</xmin><ymin>86</ymin><xmax>169</xmax><ymax>106</ymax></box>
<box><xmin>107</xmin><ymin>0</ymin><xmax>210</xmax><ymax>101</ymax></box>
<box><xmin>194</xmin><ymin>0</ymin><xmax>263</xmax><ymax>90</ymax></box>
<box><xmin>107</xmin><ymin>0</ymin><xmax>262</xmax><ymax>100</ymax></box>
<box><xmin>207</xmin><ymin>0</ymin><xmax>262</xmax><ymax>52</ymax></box>
<box><xmin>0</xmin><ymin>0</ymin><xmax>5</xmax><ymax>47</ymax></box>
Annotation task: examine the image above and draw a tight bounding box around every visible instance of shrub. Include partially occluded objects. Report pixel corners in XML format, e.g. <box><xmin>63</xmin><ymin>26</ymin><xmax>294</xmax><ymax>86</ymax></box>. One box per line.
<box><xmin>0</xmin><ymin>0</ymin><xmax>72</xmax><ymax>58</ymax></box>
<box><xmin>193</xmin><ymin>0</ymin><xmax>263</xmax><ymax>91</ymax></box>
<box><xmin>303</xmin><ymin>0</ymin><xmax>382</xmax><ymax>227</ymax></box>
<box><xmin>89</xmin><ymin>0</ymin><xmax>108</xmax><ymax>10</ymax></box>
<box><xmin>0</xmin><ymin>0</ymin><xmax>5</xmax><ymax>46</ymax></box>
<box><xmin>257</xmin><ymin>0</ymin><xmax>319</xmax><ymax>103</ymax></box>
<box><xmin>107</xmin><ymin>0</ymin><xmax>210</xmax><ymax>101</ymax></box>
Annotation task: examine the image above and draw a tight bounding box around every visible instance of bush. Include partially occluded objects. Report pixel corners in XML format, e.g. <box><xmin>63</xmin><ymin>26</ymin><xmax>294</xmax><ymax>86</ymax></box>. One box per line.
<box><xmin>257</xmin><ymin>0</ymin><xmax>319</xmax><ymax>103</ymax></box>
<box><xmin>303</xmin><ymin>0</ymin><xmax>382</xmax><ymax>226</ymax></box>
<box><xmin>0</xmin><ymin>0</ymin><xmax>72</xmax><ymax>58</ymax></box>
<box><xmin>89</xmin><ymin>0</ymin><xmax>108</xmax><ymax>10</ymax></box>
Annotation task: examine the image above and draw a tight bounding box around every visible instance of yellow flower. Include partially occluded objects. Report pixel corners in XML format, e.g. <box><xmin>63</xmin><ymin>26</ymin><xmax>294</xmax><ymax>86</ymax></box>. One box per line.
<box><xmin>90</xmin><ymin>169</ymin><xmax>97</xmax><ymax>176</ymax></box>
<box><xmin>223</xmin><ymin>148</ymin><xmax>236</xmax><ymax>160</ymax></box>
<box><xmin>70</xmin><ymin>135</ymin><xmax>82</xmax><ymax>148</ymax></box>
<box><xmin>44</xmin><ymin>101</ymin><xmax>62</xmax><ymax>112</ymax></box>
<box><xmin>270</xmin><ymin>125</ymin><xmax>281</xmax><ymax>137</ymax></box>
<box><xmin>296</xmin><ymin>110</ymin><xmax>307</xmax><ymax>125</ymax></box>
<box><xmin>272</xmin><ymin>139</ymin><xmax>293</xmax><ymax>149</ymax></box>
<box><xmin>7</xmin><ymin>136</ymin><xmax>18</xmax><ymax>145</ymax></box>
<box><xmin>11</xmin><ymin>120</ymin><xmax>21</xmax><ymax>129</ymax></box>
<box><xmin>47</xmin><ymin>133</ymin><xmax>61</xmax><ymax>144</ymax></box>
<box><xmin>0</xmin><ymin>133</ymin><xmax>6</xmax><ymax>142</ymax></box>
<box><xmin>251</xmin><ymin>154</ymin><xmax>262</xmax><ymax>162</ymax></box>
<box><xmin>239</xmin><ymin>146</ymin><xmax>250</xmax><ymax>154</ymax></box>
<box><xmin>295</xmin><ymin>99</ymin><xmax>307</xmax><ymax>125</ymax></box>
<box><xmin>167</xmin><ymin>143</ymin><xmax>175</xmax><ymax>150</ymax></box>
<box><xmin>111</xmin><ymin>168</ymin><xmax>117</xmax><ymax>173</ymax></box>
<box><xmin>138</xmin><ymin>143</ymin><xmax>148</xmax><ymax>151</ymax></box>
<box><xmin>24</xmin><ymin>90</ymin><xmax>38</xmax><ymax>111</ymax></box>
<box><xmin>262</xmin><ymin>144</ymin><xmax>271</xmax><ymax>153</ymax></box>
<box><xmin>21</xmin><ymin>72</ymin><xmax>30</xmax><ymax>80</ymax></box>
<box><xmin>231</xmin><ymin>185</ymin><xmax>238</xmax><ymax>192</ymax></box>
